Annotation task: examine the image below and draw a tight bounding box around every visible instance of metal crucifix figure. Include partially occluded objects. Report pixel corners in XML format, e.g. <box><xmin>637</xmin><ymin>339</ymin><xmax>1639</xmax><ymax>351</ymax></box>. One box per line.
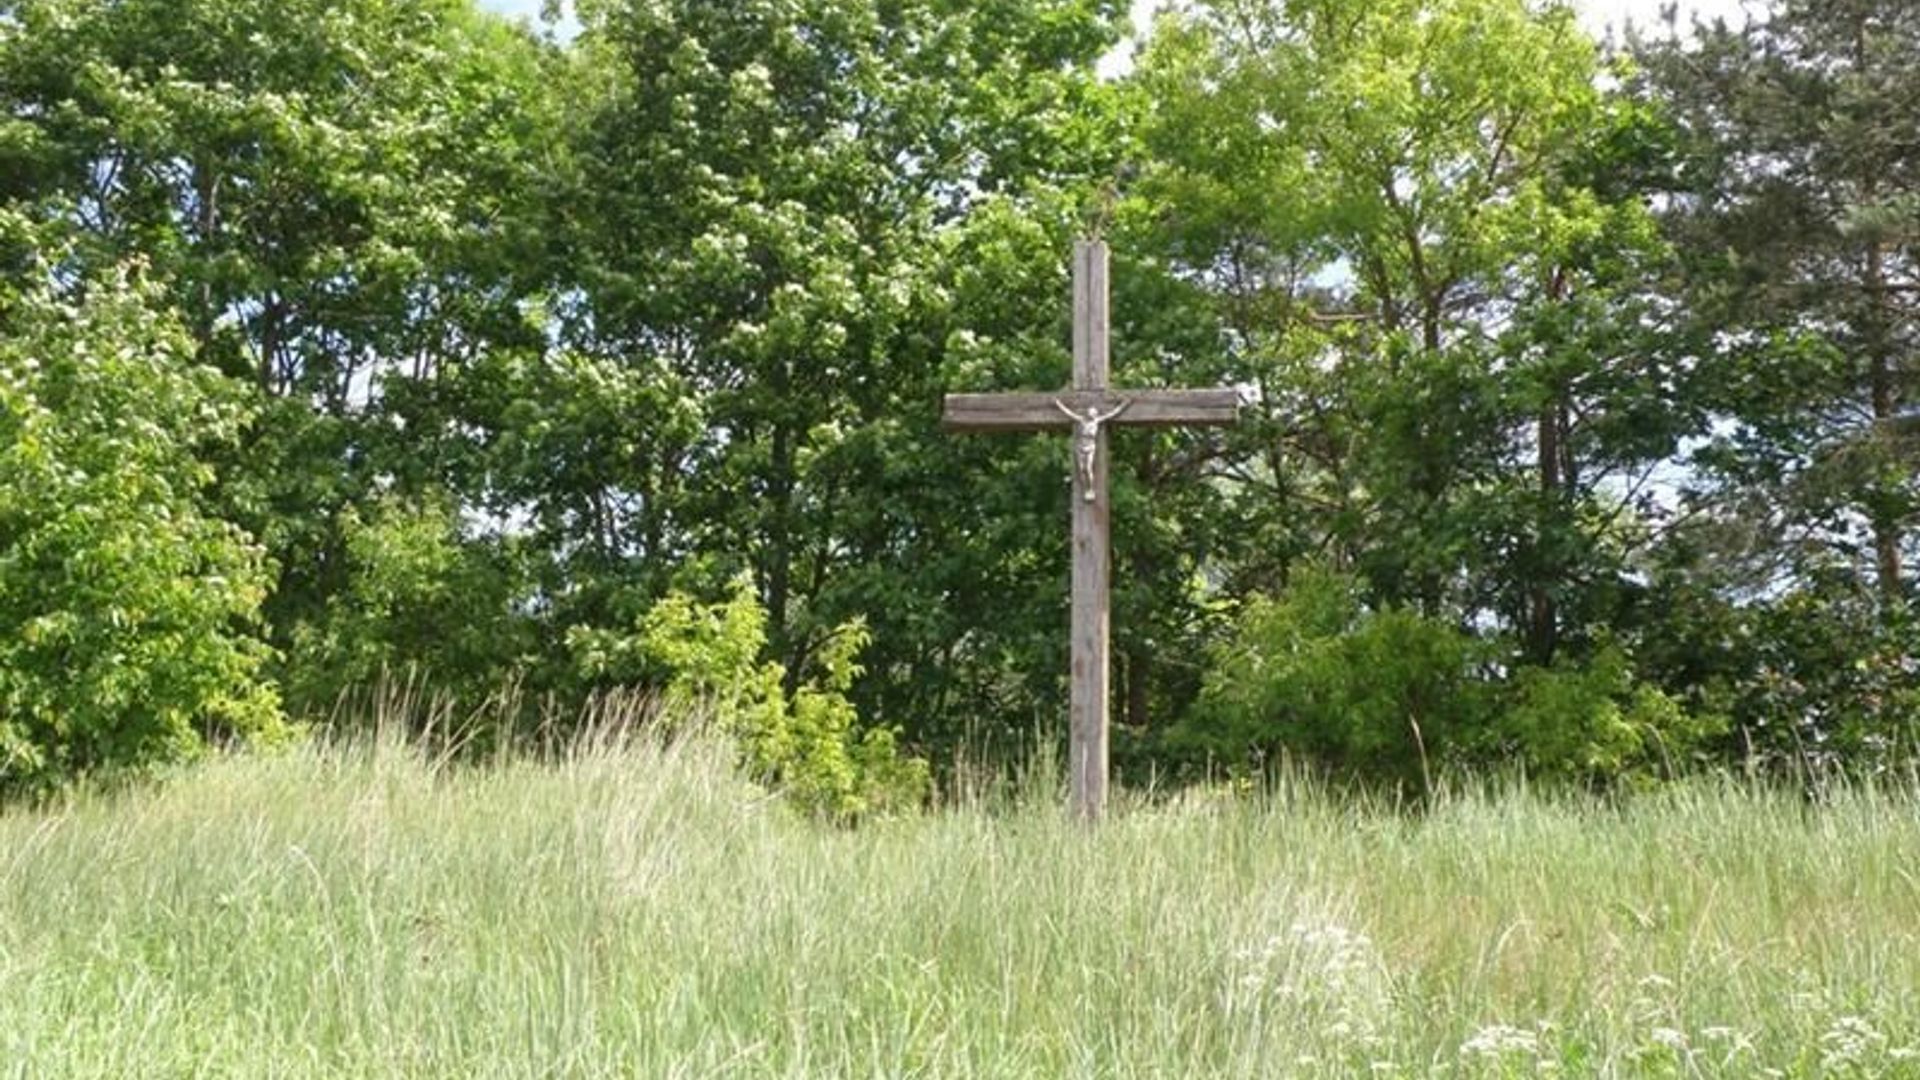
<box><xmin>940</xmin><ymin>240</ymin><xmax>1242</xmax><ymax>820</ymax></box>
<box><xmin>1054</xmin><ymin>398</ymin><xmax>1131</xmax><ymax>501</ymax></box>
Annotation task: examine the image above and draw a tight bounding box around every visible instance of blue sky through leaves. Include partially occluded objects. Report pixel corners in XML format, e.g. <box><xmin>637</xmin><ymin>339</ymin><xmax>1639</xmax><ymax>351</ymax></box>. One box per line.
<box><xmin>474</xmin><ymin>0</ymin><xmax>1756</xmax><ymax>46</ymax></box>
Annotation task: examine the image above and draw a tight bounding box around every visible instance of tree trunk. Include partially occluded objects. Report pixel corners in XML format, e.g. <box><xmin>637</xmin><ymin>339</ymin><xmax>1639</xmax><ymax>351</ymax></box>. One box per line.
<box><xmin>1528</xmin><ymin>269</ymin><xmax>1570</xmax><ymax>664</ymax></box>
<box><xmin>1851</xmin><ymin>18</ymin><xmax>1903</xmax><ymax>601</ymax></box>
<box><xmin>765</xmin><ymin>418</ymin><xmax>795</xmax><ymax>643</ymax></box>
<box><xmin>1124</xmin><ymin>640</ymin><xmax>1151</xmax><ymax>734</ymax></box>
<box><xmin>1529</xmin><ymin>398</ymin><xmax>1561</xmax><ymax>664</ymax></box>
<box><xmin>1866</xmin><ymin>239</ymin><xmax>1903</xmax><ymax>599</ymax></box>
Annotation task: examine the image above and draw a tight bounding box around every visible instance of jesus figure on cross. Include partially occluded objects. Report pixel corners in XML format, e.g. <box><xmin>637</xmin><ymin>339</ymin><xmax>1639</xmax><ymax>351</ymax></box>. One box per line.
<box><xmin>942</xmin><ymin>239</ymin><xmax>1242</xmax><ymax>820</ymax></box>
<box><xmin>1054</xmin><ymin>398</ymin><xmax>1131</xmax><ymax>501</ymax></box>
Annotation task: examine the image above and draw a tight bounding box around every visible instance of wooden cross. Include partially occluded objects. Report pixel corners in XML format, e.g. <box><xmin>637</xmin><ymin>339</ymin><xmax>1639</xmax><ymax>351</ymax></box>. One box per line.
<box><xmin>941</xmin><ymin>239</ymin><xmax>1240</xmax><ymax>820</ymax></box>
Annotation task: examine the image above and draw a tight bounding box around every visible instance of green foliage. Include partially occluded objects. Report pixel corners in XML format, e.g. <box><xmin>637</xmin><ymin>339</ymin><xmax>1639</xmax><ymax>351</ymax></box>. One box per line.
<box><xmin>1500</xmin><ymin>645</ymin><xmax>1724</xmax><ymax>785</ymax></box>
<box><xmin>282</xmin><ymin>496</ymin><xmax>536</xmax><ymax>717</ymax></box>
<box><xmin>1192</xmin><ymin>568</ymin><xmax>1723</xmax><ymax>789</ymax></box>
<box><xmin>1632</xmin><ymin>0</ymin><xmax>1920</xmax><ymax>602</ymax></box>
<box><xmin>1189</xmin><ymin>568</ymin><xmax>1486</xmax><ymax>789</ymax></box>
<box><xmin>1739</xmin><ymin>594</ymin><xmax>1920</xmax><ymax>771</ymax></box>
<box><xmin>570</xmin><ymin>579</ymin><xmax>929</xmax><ymax>819</ymax></box>
<box><xmin>1130</xmin><ymin>0</ymin><xmax>1710</xmax><ymax>679</ymax></box>
<box><xmin>0</xmin><ymin>266</ymin><xmax>284</xmax><ymax>793</ymax></box>
<box><xmin>1638</xmin><ymin>577</ymin><xmax>1920</xmax><ymax>774</ymax></box>
<box><xmin>0</xmin><ymin>0</ymin><xmax>559</xmax><ymax>676</ymax></box>
<box><xmin>547</xmin><ymin>0</ymin><xmax>1131</xmax><ymax>755</ymax></box>
<box><xmin>1</xmin><ymin>0</ymin><xmax>1914</xmax><ymax>796</ymax></box>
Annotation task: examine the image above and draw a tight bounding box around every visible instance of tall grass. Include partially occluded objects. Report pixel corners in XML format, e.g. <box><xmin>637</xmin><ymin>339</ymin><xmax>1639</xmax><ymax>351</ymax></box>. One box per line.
<box><xmin>3</xmin><ymin>725</ymin><xmax>1918</xmax><ymax>1078</ymax></box>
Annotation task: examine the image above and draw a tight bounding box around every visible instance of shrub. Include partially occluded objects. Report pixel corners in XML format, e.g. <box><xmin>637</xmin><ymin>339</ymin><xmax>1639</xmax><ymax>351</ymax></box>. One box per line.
<box><xmin>283</xmin><ymin>495</ymin><xmax>535</xmax><ymax>718</ymax></box>
<box><xmin>1188</xmin><ymin>568</ymin><xmax>1486</xmax><ymax>791</ymax></box>
<box><xmin>569</xmin><ymin>577</ymin><xmax>929</xmax><ymax>819</ymax></box>
<box><xmin>1499</xmin><ymin>644</ymin><xmax>1725</xmax><ymax>785</ymax></box>
<box><xmin>0</xmin><ymin>266</ymin><xmax>285</xmax><ymax>795</ymax></box>
<box><xmin>1188</xmin><ymin>567</ymin><xmax>1722</xmax><ymax>789</ymax></box>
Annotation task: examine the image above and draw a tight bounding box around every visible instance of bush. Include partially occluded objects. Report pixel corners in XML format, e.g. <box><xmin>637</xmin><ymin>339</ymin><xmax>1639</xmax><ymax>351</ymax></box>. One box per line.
<box><xmin>1188</xmin><ymin>567</ymin><xmax>1722</xmax><ymax>790</ymax></box>
<box><xmin>283</xmin><ymin>495</ymin><xmax>536</xmax><ymax>718</ymax></box>
<box><xmin>1499</xmin><ymin>644</ymin><xmax>1724</xmax><ymax>785</ymax></box>
<box><xmin>0</xmin><ymin>266</ymin><xmax>285</xmax><ymax>795</ymax></box>
<box><xmin>569</xmin><ymin>577</ymin><xmax>929</xmax><ymax>819</ymax></box>
<box><xmin>1188</xmin><ymin>568</ymin><xmax>1485</xmax><ymax>791</ymax></box>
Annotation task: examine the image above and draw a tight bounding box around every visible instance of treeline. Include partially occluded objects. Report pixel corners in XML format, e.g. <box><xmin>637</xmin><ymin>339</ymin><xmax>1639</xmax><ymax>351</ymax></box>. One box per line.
<box><xmin>0</xmin><ymin>0</ymin><xmax>1913</xmax><ymax>799</ymax></box>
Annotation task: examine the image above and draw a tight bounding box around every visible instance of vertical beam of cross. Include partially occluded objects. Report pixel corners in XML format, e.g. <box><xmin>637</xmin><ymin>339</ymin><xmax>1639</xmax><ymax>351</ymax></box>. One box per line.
<box><xmin>941</xmin><ymin>240</ymin><xmax>1240</xmax><ymax>821</ymax></box>
<box><xmin>1069</xmin><ymin>240</ymin><xmax>1112</xmax><ymax>820</ymax></box>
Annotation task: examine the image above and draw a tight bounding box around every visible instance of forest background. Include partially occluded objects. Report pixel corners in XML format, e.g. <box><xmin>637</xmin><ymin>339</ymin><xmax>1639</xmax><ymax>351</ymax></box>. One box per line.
<box><xmin>1</xmin><ymin>0</ymin><xmax>1914</xmax><ymax>808</ymax></box>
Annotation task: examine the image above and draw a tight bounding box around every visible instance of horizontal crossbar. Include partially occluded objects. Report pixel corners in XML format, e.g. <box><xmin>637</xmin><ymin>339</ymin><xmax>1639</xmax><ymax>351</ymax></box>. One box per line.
<box><xmin>942</xmin><ymin>388</ymin><xmax>1241</xmax><ymax>433</ymax></box>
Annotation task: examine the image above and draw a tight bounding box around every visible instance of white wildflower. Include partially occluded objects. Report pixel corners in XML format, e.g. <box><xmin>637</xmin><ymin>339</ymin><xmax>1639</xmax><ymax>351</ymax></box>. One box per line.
<box><xmin>1698</xmin><ymin>1024</ymin><xmax>1756</xmax><ymax>1063</ymax></box>
<box><xmin>1649</xmin><ymin>1027</ymin><xmax>1689</xmax><ymax>1051</ymax></box>
<box><xmin>1820</xmin><ymin>1015</ymin><xmax>1888</xmax><ymax>1070</ymax></box>
<box><xmin>1226</xmin><ymin>907</ymin><xmax>1390</xmax><ymax>1046</ymax></box>
<box><xmin>1460</xmin><ymin>1023</ymin><xmax>1541</xmax><ymax>1060</ymax></box>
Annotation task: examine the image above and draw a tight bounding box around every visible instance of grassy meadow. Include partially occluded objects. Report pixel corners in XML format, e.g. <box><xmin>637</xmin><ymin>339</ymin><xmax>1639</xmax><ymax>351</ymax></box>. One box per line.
<box><xmin>4</xmin><ymin>729</ymin><xmax>1920</xmax><ymax>1078</ymax></box>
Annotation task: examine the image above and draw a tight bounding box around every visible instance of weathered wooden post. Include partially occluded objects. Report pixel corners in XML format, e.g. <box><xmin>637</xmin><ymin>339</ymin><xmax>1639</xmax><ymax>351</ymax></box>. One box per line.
<box><xmin>941</xmin><ymin>240</ymin><xmax>1240</xmax><ymax>820</ymax></box>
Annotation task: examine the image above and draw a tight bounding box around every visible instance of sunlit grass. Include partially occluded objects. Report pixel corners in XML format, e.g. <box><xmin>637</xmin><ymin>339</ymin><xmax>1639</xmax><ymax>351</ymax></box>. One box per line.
<box><xmin>3</xmin><ymin>727</ymin><xmax>1918</xmax><ymax>1078</ymax></box>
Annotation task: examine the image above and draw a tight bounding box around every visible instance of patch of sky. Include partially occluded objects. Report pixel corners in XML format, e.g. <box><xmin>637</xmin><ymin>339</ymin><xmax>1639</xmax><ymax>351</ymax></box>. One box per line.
<box><xmin>1576</xmin><ymin>0</ymin><xmax>1758</xmax><ymax>41</ymax></box>
<box><xmin>476</xmin><ymin>0</ymin><xmax>580</xmax><ymax>41</ymax></box>
<box><xmin>473</xmin><ymin>1</ymin><xmax>1757</xmax><ymax>79</ymax></box>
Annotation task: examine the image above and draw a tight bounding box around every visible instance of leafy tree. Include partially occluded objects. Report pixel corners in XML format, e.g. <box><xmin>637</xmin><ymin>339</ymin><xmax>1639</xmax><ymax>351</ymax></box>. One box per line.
<box><xmin>1633</xmin><ymin>0</ymin><xmax>1919</xmax><ymax>602</ymax></box>
<box><xmin>1498</xmin><ymin>643</ymin><xmax>1722</xmax><ymax>784</ymax></box>
<box><xmin>282</xmin><ymin>496</ymin><xmax>537</xmax><ymax>715</ymax></box>
<box><xmin>5</xmin><ymin>0</ymin><xmax>1913</xmax><ymax>794</ymax></box>
<box><xmin>0</xmin><ymin>0</ymin><xmax>558</xmax><ymax>693</ymax></box>
<box><xmin>1187</xmin><ymin>567</ymin><xmax>1722</xmax><ymax>789</ymax></box>
<box><xmin>0</xmin><ymin>257</ymin><xmax>284</xmax><ymax>793</ymax></box>
<box><xmin>1131</xmin><ymin>0</ymin><xmax>1720</xmax><ymax>673</ymax></box>
<box><xmin>534</xmin><ymin>0</ymin><xmax>1132</xmax><ymax>753</ymax></box>
<box><xmin>1607</xmin><ymin>0</ymin><xmax>1920</xmax><ymax>771</ymax></box>
<box><xmin>1634</xmin><ymin>563</ymin><xmax>1919</xmax><ymax>773</ymax></box>
<box><xmin>1124</xmin><ymin>0</ymin><xmax>1776</xmax><ymax>785</ymax></box>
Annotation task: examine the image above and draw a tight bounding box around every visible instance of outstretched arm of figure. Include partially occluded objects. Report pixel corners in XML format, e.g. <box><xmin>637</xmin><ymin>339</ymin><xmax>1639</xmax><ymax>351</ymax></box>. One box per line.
<box><xmin>1094</xmin><ymin>398</ymin><xmax>1132</xmax><ymax>424</ymax></box>
<box><xmin>1052</xmin><ymin>398</ymin><xmax>1080</xmax><ymax>423</ymax></box>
